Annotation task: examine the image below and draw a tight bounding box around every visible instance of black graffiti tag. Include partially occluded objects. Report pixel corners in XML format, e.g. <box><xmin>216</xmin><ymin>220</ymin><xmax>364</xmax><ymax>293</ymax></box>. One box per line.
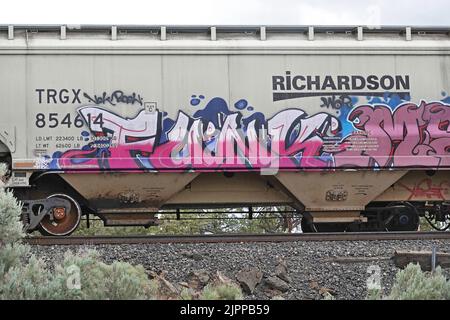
<box><xmin>320</xmin><ymin>95</ymin><xmax>352</xmax><ymax>110</ymax></box>
<box><xmin>83</xmin><ymin>90</ymin><xmax>143</xmax><ymax>106</ymax></box>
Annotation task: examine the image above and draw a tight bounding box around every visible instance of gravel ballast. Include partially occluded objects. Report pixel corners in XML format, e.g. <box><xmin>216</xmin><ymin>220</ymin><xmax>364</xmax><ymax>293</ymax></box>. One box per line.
<box><xmin>30</xmin><ymin>239</ymin><xmax>450</xmax><ymax>300</ymax></box>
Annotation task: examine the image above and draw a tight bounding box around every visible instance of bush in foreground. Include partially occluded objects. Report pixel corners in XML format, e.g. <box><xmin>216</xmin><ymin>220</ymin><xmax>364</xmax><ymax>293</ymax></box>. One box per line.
<box><xmin>0</xmin><ymin>163</ymin><xmax>27</xmax><ymax>277</ymax></box>
<box><xmin>388</xmin><ymin>263</ymin><xmax>450</xmax><ymax>300</ymax></box>
<box><xmin>1</xmin><ymin>250</ymin><xmax>158</xmax><ymax>300</ymax></box>
<box><xmin>367</xmin><ymin>262</ymin><xmax>450</xmax><ymax>300</ymax></box>
<box><xmin>200</xmin><ymin>283</ymin><xmax>244</xmax><ymax>300</ymax></box>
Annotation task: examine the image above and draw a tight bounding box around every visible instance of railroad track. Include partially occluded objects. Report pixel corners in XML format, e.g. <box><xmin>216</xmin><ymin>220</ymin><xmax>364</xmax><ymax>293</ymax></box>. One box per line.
<box><xmin>25</xmin><ymin>231</ymin><xmax>450</xmax><ymax>246</ymax></box>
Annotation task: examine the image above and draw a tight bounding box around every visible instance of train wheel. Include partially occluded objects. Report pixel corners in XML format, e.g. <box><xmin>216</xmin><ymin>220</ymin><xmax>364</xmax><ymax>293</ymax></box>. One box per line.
<box><xmin>39</xmin><ymin>194</ymin><xmax>81</xmax><ymax>236</ymax></box>
<box><xmin>384</xmin><ymin>202</ymin><xmax>419</xmax><ymax>232</ymax></box>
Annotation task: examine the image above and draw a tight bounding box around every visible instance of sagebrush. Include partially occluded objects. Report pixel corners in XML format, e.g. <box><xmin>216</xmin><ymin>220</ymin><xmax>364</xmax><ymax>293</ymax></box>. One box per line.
<box><xmin>388</xmin><ymin>263</ymin><xmax>450</xmax><ymax>300</ymax></box>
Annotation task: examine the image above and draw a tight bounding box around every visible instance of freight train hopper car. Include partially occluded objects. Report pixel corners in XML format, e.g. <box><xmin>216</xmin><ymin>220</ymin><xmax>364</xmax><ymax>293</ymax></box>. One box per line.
<box><xmin>0</xmin><ymin>25</ymin><xmax>449</xmax><ymax>235</ymax></box>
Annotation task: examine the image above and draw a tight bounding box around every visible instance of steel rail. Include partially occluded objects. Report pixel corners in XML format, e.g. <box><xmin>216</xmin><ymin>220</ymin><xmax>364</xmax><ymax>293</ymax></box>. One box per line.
<box><xmin>25</xmin><ymin>231</ymin><xmax>450</xmax><ymax>246</ymax></box>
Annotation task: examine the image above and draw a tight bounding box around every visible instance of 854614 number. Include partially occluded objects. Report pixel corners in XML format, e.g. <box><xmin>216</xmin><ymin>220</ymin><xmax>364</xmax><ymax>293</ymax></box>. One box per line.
<box><xmin>35</xmin><ymin>112</ymin><xmax>103</xmax><ymax>129</ymax></box>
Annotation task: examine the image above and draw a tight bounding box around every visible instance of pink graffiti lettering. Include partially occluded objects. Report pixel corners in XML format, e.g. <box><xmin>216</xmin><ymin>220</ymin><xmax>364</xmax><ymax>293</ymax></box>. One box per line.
<box><xmin>56</xmin><ymin>99</ymin><xmax>450</xmax><ymax>171</ymax></box>
<box><xmin>335</xmin><ymin>101</ymin><xmax>450</xmax><ymax>168</ymax></box>
<box><xmin>59</xmin><ymin>105</ymin><xmax>338</xmax><ymax>170</ymax></box>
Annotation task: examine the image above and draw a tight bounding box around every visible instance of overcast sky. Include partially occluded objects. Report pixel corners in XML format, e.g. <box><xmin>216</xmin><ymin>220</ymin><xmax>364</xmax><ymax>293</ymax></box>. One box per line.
<box><xmin>0</xmin><ymin>0</ymin><xmax>449</xmax><ymax>26</ymax></box>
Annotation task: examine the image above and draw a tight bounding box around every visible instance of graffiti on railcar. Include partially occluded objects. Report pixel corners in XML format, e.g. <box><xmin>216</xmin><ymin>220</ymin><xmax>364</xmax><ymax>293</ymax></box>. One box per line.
<box><xmin>398</xmin><ymin>178</ymin><xmax>450</xmax><ymax>201</ymax></box>
<box><xmin>83</xmin><ymin>90</ymin><xmax>144</xmax><ymax>106</ymax></box>
<box><xmin>319</xmin><ymin>94</ymin><xmax>353</xmax><ymax>111</ymax></box>
<box><xmin>56</xmin><ymin>97</ymin><xmax>340</xmax><ymax>170</ymax></box>
<box><xmin>335</xmin><ymin>101</ymin><xmax>450</xmax><ymax>168</ymax></box>
<box><xmin>35</xmin><ymin>94</ymin><xmax>450</xmax><ymax>172</ymax></box>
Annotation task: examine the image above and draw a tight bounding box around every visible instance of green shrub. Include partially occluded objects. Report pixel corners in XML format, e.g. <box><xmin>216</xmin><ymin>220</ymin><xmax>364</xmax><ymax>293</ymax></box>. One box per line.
<box><xmin>1</xmin><ymin>250</ymin><xmax>158</xmax><ymax>300</ymax></box>
<box><xmin>388</xmin><ymin>263</ymin><xmax>450</xmax><ymax>300</ymax></box>
<box><xmin>0</xmin><ymin>168</ymin><xmax>27</xmax><ymax>277</ymax></box>
<box><xmin>0</xmin><ymin>181</ymin><xmax>24</xmax><ymax>244</ymax></box>
<box><xmin>200</xmin><ymin>283</ymin><xmax>243</xmax><ymax>300</ymax></box>
<box><xmin>1</xmin><ymin>256</ymin><xmax>61</xmax><ymax>299</ymax></box>
<box><xmin>53</xmin><ymin>250</ymin><xmax>158</xmax><ymax>300</ymax></box>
